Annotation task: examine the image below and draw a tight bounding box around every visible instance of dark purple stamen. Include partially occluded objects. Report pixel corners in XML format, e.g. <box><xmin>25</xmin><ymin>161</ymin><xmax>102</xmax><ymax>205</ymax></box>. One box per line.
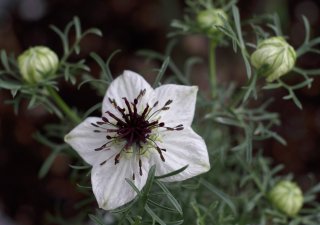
<box><xmin>139</xmin><ymin>159</ymin><xmax>143</xmax><ymax>175</ymax></box>
<box><xmin>115</xmin><ymin>153</ymin><xmax>120</xmax><ymax>165</ymax></box>
<box><xmin>91</xmin><ymin>89</ymin><xmax>184</xmax><ymax>175</ymax></box>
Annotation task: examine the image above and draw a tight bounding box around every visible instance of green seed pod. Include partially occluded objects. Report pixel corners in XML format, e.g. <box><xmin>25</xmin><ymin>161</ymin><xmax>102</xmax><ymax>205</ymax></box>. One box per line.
<box><xmin>18</xmin><ymin>46</ymin><xmax>59</xmax><ymax>84</ymax></box>
<box><xmin>250</xmin><ymin>36</ymin><xmax>296</xmax><ymax>82</ymax></box>
<box><xmin>196</xmin><ymin>8</ymin><xmax>227</xmax><ymax>35</ymax></box>
<box><xmin>269</xmin><ymin>181</ymin><xmax>303</xmax><ymax>217</ymax></box>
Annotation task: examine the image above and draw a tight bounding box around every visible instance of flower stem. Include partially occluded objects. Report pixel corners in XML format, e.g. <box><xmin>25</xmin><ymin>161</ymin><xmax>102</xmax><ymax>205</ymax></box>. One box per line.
<box><xmin>46</xmin><ymin>86</ymin><xmax>81</xmax><ymax>124</ymax></box>
<box><xmin>209</xmin><ymin>39</ymin><xmax>217</xmax><ymax>99</ymax></box>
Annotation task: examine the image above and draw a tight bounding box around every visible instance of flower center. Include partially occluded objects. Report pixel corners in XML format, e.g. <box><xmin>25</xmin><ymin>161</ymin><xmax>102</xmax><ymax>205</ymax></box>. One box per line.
<box><xmin>90</xmin><ymin>89</ymin><xmax>184</xmax><ymax>177</ymax></box>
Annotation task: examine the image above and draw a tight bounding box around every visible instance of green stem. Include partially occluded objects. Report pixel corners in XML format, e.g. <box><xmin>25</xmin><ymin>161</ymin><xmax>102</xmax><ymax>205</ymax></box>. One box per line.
<box><xmin>46</xmin><ymin>86</ymin><xmax>81</xmax><ymax>124</ymax></box>
<box><xmin>209</xmin><ymin>39</ymin><xmax>217</xmax><ymax>99</ymax></box>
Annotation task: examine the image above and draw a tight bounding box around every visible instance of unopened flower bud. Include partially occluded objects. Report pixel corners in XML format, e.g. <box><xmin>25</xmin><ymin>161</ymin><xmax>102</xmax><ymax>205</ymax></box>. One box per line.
<box><xmin>269</xmin><ymin>181</ymin><xmax>303</xmax><ymax>217</ymax></box>
<box><xmin>250</xmin><ymin>37</ymin><xmax>296</xmax><ymax>82</ymax></box>
<box><xmin>197</xmin><ymin>9</ymin><xmax>227</xmax><ymax>35</ymax></box>
<box><xmin>18</xmin><ymin>46</ymin><xmax>59</xmax><ymax>84</ymax></box>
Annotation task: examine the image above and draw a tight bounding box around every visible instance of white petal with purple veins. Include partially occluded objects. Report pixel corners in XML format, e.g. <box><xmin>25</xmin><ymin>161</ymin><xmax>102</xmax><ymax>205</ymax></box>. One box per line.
<box><xmin>154</xmin><ymin>85</ymin><xmax>198</xmax><ymax>127</ymax></box>
<box><xmin>150</xmin><ymin>127</ymin><xmax>210</xmax><ymax>182</ymax></box>
<box><xmin>65</xmin><ymin>117</ymin><xmax>121</xmax><ymax>166</ymax></box>
<box><xmin>92</xmin><ymin>156</ymin><xmax>150</xmax><ymax>210</ymax></box>
<box><xmin>102</xmin><ymin>70</ymin><xmax>154</xmax><ymax>117</ymax></box>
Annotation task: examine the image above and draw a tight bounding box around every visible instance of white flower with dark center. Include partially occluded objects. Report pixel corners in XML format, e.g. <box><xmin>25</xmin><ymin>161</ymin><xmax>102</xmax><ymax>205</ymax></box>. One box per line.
<box><xmin>65</xmin><ymin>70</ymin><xmax>210</xmax><ymax>210</ymax></box>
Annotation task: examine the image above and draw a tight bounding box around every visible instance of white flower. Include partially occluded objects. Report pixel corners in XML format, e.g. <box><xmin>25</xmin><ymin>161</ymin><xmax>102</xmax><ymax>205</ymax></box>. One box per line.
<box><xmin>65</xmin><ymin>70</ymin><xmax>210</xmax><ymax>210</ymax></box>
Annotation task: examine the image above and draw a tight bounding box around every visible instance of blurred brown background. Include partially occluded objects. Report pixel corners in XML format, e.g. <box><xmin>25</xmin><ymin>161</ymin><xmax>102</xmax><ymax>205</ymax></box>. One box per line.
<box><xmin>0</xmin><ymin>0</ymin><xmax>320</xmax><ymax>224</ymax></box>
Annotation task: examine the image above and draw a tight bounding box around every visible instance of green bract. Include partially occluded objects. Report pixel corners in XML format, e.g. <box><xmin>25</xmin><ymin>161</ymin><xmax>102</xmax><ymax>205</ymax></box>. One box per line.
<box><xmin>269</xmin><ymin>180</ymin><xmax>303</xmax><ymax>217</ymax></box>
<box><xmin>196</xmin><ymin>8</ymin><xmax>227</xmax><ymax>35</ymax></box>
<box><xmin>18</xmin><ymin>46</ymin><xmax>59</xmax><ymax>84</ymax></box>
<box><xmin>251</xmin><ymin>37</ymin><xmax>296</xmax><ymax>82</ymax></box>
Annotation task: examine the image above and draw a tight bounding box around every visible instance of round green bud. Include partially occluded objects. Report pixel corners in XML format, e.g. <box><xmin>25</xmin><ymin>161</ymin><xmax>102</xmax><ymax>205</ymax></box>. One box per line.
<box><xmin>250</xmin><ymin>36</ymin><xmax>296</xmax><ymax>82</ymax></box>
<box><xmin>18</xmin><ymin>46</ymin><xmax>59</xmax><ymax>84</ymax></box>
<box><xmin>196</xmin><ymin>9</ymin><xmax>228</xmax><ymax>35</ymax></box>
<box><xmin>269</xmin><ymin>181</ymin><xmax>303</xmax><ymax>217</ymax></box>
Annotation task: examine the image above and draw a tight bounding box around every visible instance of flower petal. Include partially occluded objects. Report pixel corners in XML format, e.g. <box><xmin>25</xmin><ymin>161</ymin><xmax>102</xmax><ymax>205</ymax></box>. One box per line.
<box><xmin>150</xmin><ymin>127</ymin><xmax>210</xmax><ymax>182</ymax></box>
<box><xmin>64</xmin><ymin>117</ymin><xmax>120</xmax><ymax>166</ymax></box>
<box><xmin>153</xmin><ymin>85</ymin><xmax>198</xmax><ymax>126</ymax></box>
<box><xmin>91</xmin><ymin>155</ymin><xmax>150</xmax><ymax>210</ymax></box>
<box><xmin>102</xmin><ymin>70</ymin><xmax>154</xmax><ymax>116</ymax></box>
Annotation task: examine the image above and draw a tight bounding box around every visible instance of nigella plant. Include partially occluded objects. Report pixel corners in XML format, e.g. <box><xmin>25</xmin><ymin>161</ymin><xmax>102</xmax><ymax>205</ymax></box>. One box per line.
<box><xmin>65</xmin><ymin>71</ymin><xmax>210</xmax><ymax>210</ymax></box>
<box><xmin>1</xmin><ymin>1</ymin><xmax>320</xmax><ymax>225</ymax></box>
